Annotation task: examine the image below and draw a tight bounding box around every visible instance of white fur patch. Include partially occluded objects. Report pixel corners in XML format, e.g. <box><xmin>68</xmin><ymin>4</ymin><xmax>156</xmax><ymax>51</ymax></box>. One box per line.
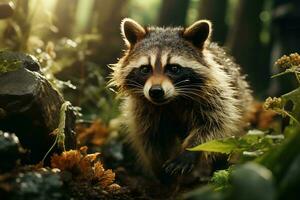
<box><xmin>150</xmin><ymin>51</ymin><xmax>157</xmax><ymax>67</ymax></box>
<box><xmin>169</xmin><ymin>56</ymin><xmax>208</xmax><ymax>73</ymax></box>
<box><xmin>161</xmin><ymin>51</ymin><xmax>169</xmax><ymax>68</ymax></box>
<box><xmin>143</xmin><ymin>79</ymin><xmax>152</xmax><ymax>101</ymax></box>
<box><xmin>162</xmin><ymin>80</ymin><xmax>176</xmax><ymax>98</ymax></box>
<box><xmin>127</xmin><ymin>56</ymin><xmax>149</xmax><ymax>69</ymax></box>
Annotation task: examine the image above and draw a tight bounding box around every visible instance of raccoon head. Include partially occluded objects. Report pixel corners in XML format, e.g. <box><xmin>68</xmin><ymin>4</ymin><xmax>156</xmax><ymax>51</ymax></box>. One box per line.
<box><xmin>110</xmin><ymin>18</ymin><xmax>214</xmax><ymax>105</ymax></box>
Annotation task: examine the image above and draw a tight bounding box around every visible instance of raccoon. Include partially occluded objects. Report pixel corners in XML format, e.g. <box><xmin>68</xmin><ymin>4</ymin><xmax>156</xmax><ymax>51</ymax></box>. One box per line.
<box><xmin>109</xmin><ymin>18</ymin><xmax>253</xmax><ymax>181</ymax></box>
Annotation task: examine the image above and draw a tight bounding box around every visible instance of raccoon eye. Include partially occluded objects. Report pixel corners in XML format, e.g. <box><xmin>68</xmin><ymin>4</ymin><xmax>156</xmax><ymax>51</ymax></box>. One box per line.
<box><xmin>139</xmin><ymin>65</ymin><xmax>152</xmax><ymax>75</ymax></box>
<box><xmin>166</xmin><ymin>64</ymin><xmax>182</xmax><ymax>74</ymax></box>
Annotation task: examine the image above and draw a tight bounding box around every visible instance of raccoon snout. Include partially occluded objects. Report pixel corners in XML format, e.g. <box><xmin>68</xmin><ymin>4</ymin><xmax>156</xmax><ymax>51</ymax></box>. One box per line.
<box><xmin>144</xmin><ymin>80</ymin><xmax>175</xmax><ymax>104</ymax></box>
<box><xmin>149</xmin><ymin>85</ymin><xmax>165</xmax><ymax>100</ymax></box>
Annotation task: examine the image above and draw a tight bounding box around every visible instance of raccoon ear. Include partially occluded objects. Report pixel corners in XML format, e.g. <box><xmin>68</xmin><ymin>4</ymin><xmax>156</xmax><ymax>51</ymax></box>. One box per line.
<box><xmin>121</xmin><ymin>18</ymin><xmax>146</xmax><ymax>47</ymax></box>
<box><xmin>183</xmin><ymin>20</ymin><xmax>212</xmax><ymax>48</ymax></box>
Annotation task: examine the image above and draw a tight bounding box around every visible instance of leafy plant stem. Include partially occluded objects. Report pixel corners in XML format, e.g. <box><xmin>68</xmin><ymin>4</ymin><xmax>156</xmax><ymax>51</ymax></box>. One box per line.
<box><xmin>41</xmin><ymin>101</ymin><xmax>71</xmax><ymax>164</ymax></box>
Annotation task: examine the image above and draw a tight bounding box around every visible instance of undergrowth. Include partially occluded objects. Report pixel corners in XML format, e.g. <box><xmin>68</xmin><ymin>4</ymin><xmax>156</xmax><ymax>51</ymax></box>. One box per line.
<box><xmin>184</xmin><ymin>53</ymin><xmax>300</xmax><ymax>200</ymax></box>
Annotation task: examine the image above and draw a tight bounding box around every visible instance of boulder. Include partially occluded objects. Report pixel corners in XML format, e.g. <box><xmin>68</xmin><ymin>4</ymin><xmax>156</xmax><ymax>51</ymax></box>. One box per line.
<box><xmin>0</xmin><ymin>51</ymin><xmax>76</xmax><ymax>164</ymax></box>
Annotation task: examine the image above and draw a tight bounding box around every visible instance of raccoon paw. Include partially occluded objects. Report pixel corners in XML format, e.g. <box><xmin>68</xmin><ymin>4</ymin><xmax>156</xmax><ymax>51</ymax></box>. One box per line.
<box><xmin>163</xmin><ymin>151</ymin><xmax>198</xmax><ymax>175</ymax></box>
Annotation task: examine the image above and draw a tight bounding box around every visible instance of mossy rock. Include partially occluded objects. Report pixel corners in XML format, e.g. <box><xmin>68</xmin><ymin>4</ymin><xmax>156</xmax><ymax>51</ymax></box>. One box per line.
<box><xmin>0</xmin><ymin>51</ymin><xmax>40</xmax><ymax>74</ymax></box>
<box><xmin>0</xmin><ymin>51</ymin><xmax>76</xmax><ymax>164</ymax></box>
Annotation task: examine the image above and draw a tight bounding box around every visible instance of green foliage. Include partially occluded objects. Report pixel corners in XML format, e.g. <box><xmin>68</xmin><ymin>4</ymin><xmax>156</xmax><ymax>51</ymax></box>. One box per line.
<box><xmin>211</xmin><ymin>169</ymin><xmax>231</xmax><ymax>191</ymax></box>
<box><xmin>184</xmin><ymin>53</ymin><xmax>300</xmax><ymax>200</ymax></box>
<box><xmin>0</xmin><ymin>58</ymin><xmax>21</xmax><ymax>74</ymax></box>
<box><xmin>184</xmin><ymin>163</ymin><xmax>276</xmax><ymax>200</ymax></box>
<box><xmin>0</xmin><ymin>0</ymin><xmax>121</xmax><ymax>125</ymax></box>
<box><xmin>188</xmin><ymin>130</ymin><xmax>283</xmax><ymax>160</ymax></box>
<box><xmin>42</xmin><ymin>36</ymin><xmax>120</xmax><ymax>124</ymax></box>
<box><xmin>0</xmin><ymin>51</ymin><xmax>23</xmax><ymax>74</ymax></box>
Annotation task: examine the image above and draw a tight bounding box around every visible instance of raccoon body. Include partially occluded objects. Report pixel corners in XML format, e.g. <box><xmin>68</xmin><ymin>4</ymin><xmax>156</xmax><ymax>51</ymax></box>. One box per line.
<box><xmin>109</xmin><ymin>18</ymin><xmax>253</xmax><ymax>180</ymax></box>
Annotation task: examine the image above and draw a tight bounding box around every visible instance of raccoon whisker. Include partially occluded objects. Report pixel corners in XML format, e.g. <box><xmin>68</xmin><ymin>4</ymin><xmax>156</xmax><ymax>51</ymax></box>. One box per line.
<box><xmin>175</xmin><ymin>87</ymin><xmax>201</xmax><ymax>91</ymax></box>
<box><xmin>176</xmin><ymin>91</ymin><xmax>201</xmax><ymax>99</ymax></box>
<box><xmin>178</xmin><ymin>93</ymin><xmax>197</xmax><ymax>101</ymax></box>
<box><xmin>124</xmin><ymin>79</ymin><xmax>144</xmax><ymax>87</ymax></box>
<box><xmin>176</xmin><ymin>88</ymin><xmax>202</xmax><ymax>94</ymax></box>
<box><xmin>175</xmin><ymin>83</ymin><xmax>211</xmax><ymax>88</ymax></box>
<box><xmin>125</xmin><ymin>83</ymin><xmax>144</xmax><ymax>89</ymax></box>
<box><xmin>176</xmin><ymin>87</ymin><xmax>202</xmax><ymax>91</ymax></box>
<box><xmin>177</xmin><ymin>90</ymin><xmax>212</xmax><ymax>104</ymax></box>
<box><xmin>129</xmin><ymin>90</ymin><xmax>144</xmax><ymax>96</ymax></box>
<box><xmin>176</xmin><ymin>88</ymin><xmax>202</xmax><ymax>93</ymax></box>
<box><xmin>128</xmin><ymin>88</ymin><xmax>144</xmax><ymax>93</ymax></box>
<box><xmin>176</xmin><ymin>86</ymin><xmax>218</xmax><ymax>97</ymax></box>
<box><xmin>180</xmin><ymin>92</ymin><xmax>203</xmax><ymax>99</ymax></box>
<box><xmin>179</xmin><ymin>91</ymin><xmax>207</xmax><ymax>99</ymax></box>
<box><xmin>175</xmin><ymin>92</ymin><xmax>193</xmax><ymax>100</ymax></box>
<box><xmin>126</xmin><ymin>86</ymin><xmax>144</xmax><ymax>89</ymax></box>
<box><xmin>174</xmin><ymin>79</ymin><xmax>191</xmax><ymax>86</ymax></box>
<box><xmin>176</xmin><ymin>90</ymin><xmax>201</xmax><ymax>100</ymax></box>
<box><xmin>130</xmin><ymin>89</ymin><xmax>143</xmax><ymax>93</ymax></box>
<box><xmin>175</xmin><ymin>85</ymin><xmax>203</xmax><ymax>90</ymax></box>
<box><xmin>178</xmin><ymin>93</ymin><xmax>214</xmax><ymax>109</ymax></box>
<box><xmin>126</xmin><ymin>80</ymin><xmax>143</xmax><ymax>85</ymax></box>
<box><xmin>175</xmin><ymin>83</ymin><xmax>202</xmax><ymax>87</ymax></box>
<box><xmin>178</xmin><ymin>93</ymin><xmax>206</xmax><ymax>104</ymax></box>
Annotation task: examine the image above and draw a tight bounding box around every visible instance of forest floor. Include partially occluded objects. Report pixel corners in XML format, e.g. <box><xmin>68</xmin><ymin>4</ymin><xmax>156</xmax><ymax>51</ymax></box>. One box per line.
<box><xmin>0</xmin><ymin>120</ymin><xmax>213</xmax><ymax>200</ymax></box>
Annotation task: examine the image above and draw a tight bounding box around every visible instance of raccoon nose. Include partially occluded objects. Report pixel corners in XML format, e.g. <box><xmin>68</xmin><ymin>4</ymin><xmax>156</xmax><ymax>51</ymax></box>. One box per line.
<box><xmin>149</xmin><ymin>85</ymin><xmax>165</xmax><ymax>99</ymax></box>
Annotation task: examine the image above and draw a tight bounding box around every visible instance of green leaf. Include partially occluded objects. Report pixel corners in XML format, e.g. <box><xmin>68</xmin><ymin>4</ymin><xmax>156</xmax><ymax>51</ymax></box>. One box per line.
<box><xmin>187</xmin><ymin>137</ymin><xmax>239</xmax><ymax>154</ymax></box>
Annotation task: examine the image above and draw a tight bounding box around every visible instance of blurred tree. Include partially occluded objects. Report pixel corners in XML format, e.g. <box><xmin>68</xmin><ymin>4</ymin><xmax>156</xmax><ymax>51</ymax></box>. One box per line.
<box><xmin>53</xmin><ymin>0</ymin><xmax>79</xmax><ymax>38</ymax></box>
<box><xmin>89</xmin><ymin>0</ymin><xmax>128</xmax><ymax>74</ymax></box>
<box><xmin>128</xmin><ymin>0</ymin><xmax>161</xmax><ymax>25</ymax></box>
<box><xmin>268</xmin><ymin>0</ymin><xmax>300</xmax><ymax>96</ymax></box>
<box><xmin>226</xmin><ymin>0</ymin><xmax>270</xmax><ymax>97</ymax></box>
<box><xmin>2</xmin><ymin>0</ymin><xmax>31</xmax><ymax>51</ymax></box>
<box><xmin>158</xmin><ymin>0</ymin><xmax>190</xmax><ymax>26</ymax></box>
<box><xmin>198</xmin><ymin>0</ymin><xmax>229</xmax><ymax>45</ymax></box>
<box><xmin>74</xmin><ymin>0</ymin><xmax>95</xmax><ymax>35</ymax></box>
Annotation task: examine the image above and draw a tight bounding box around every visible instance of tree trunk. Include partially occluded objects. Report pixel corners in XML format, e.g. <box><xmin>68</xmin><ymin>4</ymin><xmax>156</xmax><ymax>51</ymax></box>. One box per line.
<box><xmin>88</xmin><ymin>0</ymin><xmax>128</xmax><ymax>75</ymax></box>
<box><xmin>158</xmin><ymin>0</ymin><xmax>190</xmax><ymax>26</ymax></box>
<box><xmin>2</xmin><ymin>0</ymin><xmax>31</xmax><ymax>51</ymax></box>
<box><xmin>53</xmin><ymin>0</ymin><xmax>79</xmax><ymax>38</ymax></box>
<box><xmin>198</xmin><ymin>0</ymin><xmax>229</xmax><ymax>45</ymax></box>
<box><xmin>226</xmin><ymin>0</ymin><xmax>270</xmax><ymax>97</ymax></box>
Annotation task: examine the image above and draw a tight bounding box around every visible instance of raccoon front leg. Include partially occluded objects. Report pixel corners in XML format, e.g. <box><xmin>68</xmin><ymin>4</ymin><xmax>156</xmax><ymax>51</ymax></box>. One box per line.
<box><xmin>162</xmin><ymin>128</ymin><xmax>206</xmax><ymax>175</ymax></box>
<box><xmin>163</xmin><ymin>150</ymin><xmax>199</xmax><ymax>175</ymax></box>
